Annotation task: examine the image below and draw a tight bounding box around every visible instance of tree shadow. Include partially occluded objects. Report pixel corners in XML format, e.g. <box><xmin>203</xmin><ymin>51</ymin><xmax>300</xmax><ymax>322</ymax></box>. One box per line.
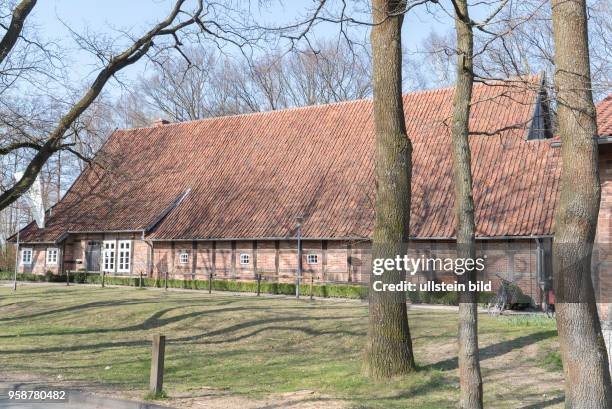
<box><xmin>422</xmin><ymin>330</ymin><xmax>557</xmax><ymax>371</ymax></box>
<box><xmin>0</xmin><ymin>305</ymin><xmax>271</xmax><ymax>338</ymax></box>
<box><xmin>518</xmin><ymin>395</ymin><xmax>565</xmax><ymax>408</ymax></box>
<box><xmin>0</xmin><ymin>299</ymin><xmax>158</xmax><ymax>323</ymax></box>
<box><xmin>1</xmin><ymin>313</ymin><xmax>362</xmax><ymax>355</ymax></box>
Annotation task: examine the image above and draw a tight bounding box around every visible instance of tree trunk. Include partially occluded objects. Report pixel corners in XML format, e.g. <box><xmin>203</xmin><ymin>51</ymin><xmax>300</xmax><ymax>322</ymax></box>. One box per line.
<box><xmin>450</xmin><ymin>1</ymin><xmax>483</xmax><ymax>408</ymax></box>
<box><xmin>551</xmin><ymin>0</ymin><xmax>612</xmax><ymax>407</ymax></box>
<box><xmin>364</xmin><ymin>0</ymin><xmax>416</xmax><ymax>379</ymax></box>
<box><xmin>0</xmin><ymin>0</ymin><xmax>37</xmax><ymax>65</ymax></box>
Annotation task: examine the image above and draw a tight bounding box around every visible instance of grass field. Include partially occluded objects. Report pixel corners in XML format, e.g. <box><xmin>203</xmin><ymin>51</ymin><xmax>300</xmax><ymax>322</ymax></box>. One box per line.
<box><xmin>0</xmin><ymin>284</ymin><xmax>564</xmax><ymax>408</ymax></box>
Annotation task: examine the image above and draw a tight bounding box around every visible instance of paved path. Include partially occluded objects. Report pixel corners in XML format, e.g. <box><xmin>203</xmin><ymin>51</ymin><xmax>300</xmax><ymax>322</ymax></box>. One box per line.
<box><xmin>0</xmin><ymin>383</ymin><xmax>174</xmax><ymax>409</ymax></box>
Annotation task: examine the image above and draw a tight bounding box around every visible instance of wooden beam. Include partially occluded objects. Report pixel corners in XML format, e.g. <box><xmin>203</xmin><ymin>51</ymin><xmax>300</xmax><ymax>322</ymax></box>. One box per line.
<box><xmin>274</xmin><ymin>240</ymin><xmax>280</xmax><ymax>279</ymax></box>
<box><xmin>191</xmin><ymin>241</ymin><xmax>197</xmax><ymax>278</ymax></box>
<box><xmin>252</xmin><ymin>240</ymin><xmax>258</xmax><ymax>276</ymax></box>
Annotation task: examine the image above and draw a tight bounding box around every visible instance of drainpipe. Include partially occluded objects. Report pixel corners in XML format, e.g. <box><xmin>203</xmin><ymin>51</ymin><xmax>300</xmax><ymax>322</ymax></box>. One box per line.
<box><xmin>535</xmin><ymin>238</ymin><xmax>543</xmax><ymax>308</ymax></box>
<box><xmin>296</xmin><ymin>217</ymin><xmax>304</xmax><ymax>299</ymax></box>
<box><xmin>142</xmin><ymin>231</ymin><xmax>154</xmax><ymax>279</ymax></box>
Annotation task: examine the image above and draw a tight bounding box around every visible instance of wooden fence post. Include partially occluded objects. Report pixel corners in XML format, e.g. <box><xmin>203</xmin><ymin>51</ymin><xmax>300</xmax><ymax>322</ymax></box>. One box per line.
<box><xmin>149</xmin><ymin>334</ymin><xmax>165</xmax><ymax>396</ymax></box>
<box><xmin>208</xmin><ymin>272</ymin><xmax>213</xmax><ymax>294</ymax></box>
<box><xmin>256</xmin><ymin>273</ymin><xmax>261</xmax><ymax>296</ymax></box>
<box><xmin>66</xmin><ymin>270</ymin><xmax>70</xmax><ymax>286</ymax></box>
<box><xmin>310</xmin><ymin>275</ymin><xmax>314</xmax><ymax>300</ymax></box>
<box><xmin>101</xmin><ymin>270</ymin><xmax>105</xmax><ymax>288</ymax></box>
<box><xmin>139</xmin><ymin>272</ymin><xmax>143</xmax><ymax>288</ymax></box>
<box><xmin>164</xmin><ymin>271</ymin><xmax>168</xmax><ymax>290</ymax></box>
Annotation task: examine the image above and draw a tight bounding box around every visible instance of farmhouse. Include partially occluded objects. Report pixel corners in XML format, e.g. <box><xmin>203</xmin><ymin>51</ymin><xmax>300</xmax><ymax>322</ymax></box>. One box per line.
<box><xmin>11</xmin><ymin>77</ymin><xmax>612</xmax><ymax>306</ymax></box>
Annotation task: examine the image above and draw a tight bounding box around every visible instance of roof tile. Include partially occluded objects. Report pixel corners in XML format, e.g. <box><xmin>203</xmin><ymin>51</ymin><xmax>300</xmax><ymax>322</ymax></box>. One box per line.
<box><xmin>19</xmin><ymin>78</ymin><xmax>565</xmax><ymax>242</ymax></box>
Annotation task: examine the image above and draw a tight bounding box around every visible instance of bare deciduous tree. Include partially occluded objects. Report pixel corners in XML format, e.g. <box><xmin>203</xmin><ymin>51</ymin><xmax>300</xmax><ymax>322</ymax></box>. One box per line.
<box><xmin>551</xmin><ymin>0</ymin><xmax>612</xmax><ymax>406</ymax></box>
<box><xmin>411</xmin><ymin>0</ymin><xmax>610</xmax><ymax>101</ymax></box>
<box><xmin>0</xmin><ymin>0</ymin><xmax>36</xmax><ymax>64</ymax></box>
<box><xmin>364</xmin><ymin>0</ymin><xmax>416</xmax><ymax>379</ymax></box>
<box><xmin>449</xmin><ymin>0</ymin><xmax>483</xmax><ymax>407</ymax></box>
<box><xmin>135</xmin><ymin>41</ymin><xmax>371</xmax><ymax>122</ymax></box>
<box><xmin>0</xmin><ymin>0</ymin><xmax>208</xmax><ymax>212</ymax></box>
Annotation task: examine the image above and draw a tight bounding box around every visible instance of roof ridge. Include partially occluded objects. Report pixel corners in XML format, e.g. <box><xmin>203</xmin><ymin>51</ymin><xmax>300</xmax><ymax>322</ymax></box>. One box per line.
<box><xmin>117</xmin><ymin>75</ymin><xmax>541</xmax><ymax>133</ymax></box>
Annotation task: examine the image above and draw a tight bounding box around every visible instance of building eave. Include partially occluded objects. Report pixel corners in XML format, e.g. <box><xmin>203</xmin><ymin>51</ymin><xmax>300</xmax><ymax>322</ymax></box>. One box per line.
<box><xmin>551</xmin><ymin>135</ymin><xmax>612</xmax><ymax>148</ymax></box>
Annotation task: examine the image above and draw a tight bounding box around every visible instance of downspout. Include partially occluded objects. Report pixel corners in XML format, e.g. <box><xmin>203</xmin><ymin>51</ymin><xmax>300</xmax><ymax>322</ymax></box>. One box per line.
<box><xmin>142</xmin><ymin>231</ymin><xmax>154</xmax><ymax>279</ymax></box>
<box><xmin>59</xmin><ymin>242</ymin><xmax>65</xmax><ymax>275</ymax></box>
<box><xmin>535</xmin><ymin>238</ymin><xmax>544</xmax><ymax>308</ymax></box>
<box><xmin>296</xmin><ymin>217</ymin><xmax>303</xmax><ymax>299</ymax></box>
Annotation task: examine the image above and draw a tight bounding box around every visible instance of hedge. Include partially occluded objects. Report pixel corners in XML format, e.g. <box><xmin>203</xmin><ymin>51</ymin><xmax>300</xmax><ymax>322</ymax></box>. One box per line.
<box><xmin>0</xmin><ymin>271</ymin><xmax>368</xmax><ymax>300</ymax></box>
<box><xmin>0</xmin><ymin>271</ymin><xmax>502</xmax><ymax>305</ymax></box>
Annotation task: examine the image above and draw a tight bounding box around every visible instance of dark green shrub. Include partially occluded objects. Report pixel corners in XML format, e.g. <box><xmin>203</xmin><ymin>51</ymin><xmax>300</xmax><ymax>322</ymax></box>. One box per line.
<box><xmin>0</xmin><ymin>270</ymin><xmax>506</xmax><ymax>305</ymax></box>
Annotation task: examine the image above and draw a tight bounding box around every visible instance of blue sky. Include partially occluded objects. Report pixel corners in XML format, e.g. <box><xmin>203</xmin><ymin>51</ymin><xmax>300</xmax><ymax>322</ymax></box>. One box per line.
<box><xmin>29</xmin><ymin>0</ymin><xmax>454</xmax><ymax>89</ymax></box>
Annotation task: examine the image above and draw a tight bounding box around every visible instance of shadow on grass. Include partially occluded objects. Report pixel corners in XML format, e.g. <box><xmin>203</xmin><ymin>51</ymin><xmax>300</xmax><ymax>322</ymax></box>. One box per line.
<box><xmin>0</xmin><ymin>296</ymin><xmax>364</xmax><ymax>339</ymax></box>
<box><xmin>0</xmin><ymin>299</ymin><xmax>159</xmax><ymax>323</ymax></box>
<box><xmin>0</xmin><ymin>305</ymin><xmax>270</xmax><ymax>338</ymax></box>
<box><xmin>1</xmin><ymin>313</ymin><xmax>363</xmax><ymax>355</ymax></box>
<box><xmin>422</xmin><ymin>330</ymin><xmax>557</xmax><ymax>371</ymax></box>
<box><xmin>518</xmin><ymin>395</ymin><xmax>565</xmax><ymax>408</ymax></box>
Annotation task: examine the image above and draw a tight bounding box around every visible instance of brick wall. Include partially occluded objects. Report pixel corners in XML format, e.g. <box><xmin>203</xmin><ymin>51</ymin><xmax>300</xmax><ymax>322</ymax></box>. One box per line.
<box><xmin>61</xmin><ymin>232</ymin><xmax>148</xmax><ymax>275</ymax></box>
<box><xmin>18</xmin><ymin>235</ymin><xmax>545</xmax><ymax>303</ymax></box>
<box><xmin>18</xmin><ymin>244</ymin><xmax>59</xmax><ymax>274</ymax></box>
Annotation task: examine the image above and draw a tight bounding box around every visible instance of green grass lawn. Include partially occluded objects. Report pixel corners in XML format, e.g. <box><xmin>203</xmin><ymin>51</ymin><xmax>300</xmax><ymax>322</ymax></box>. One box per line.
<box><xmin>0</xmin><ymin>284</ymin><xmax>563</xmax><ymax>408</ymax></box>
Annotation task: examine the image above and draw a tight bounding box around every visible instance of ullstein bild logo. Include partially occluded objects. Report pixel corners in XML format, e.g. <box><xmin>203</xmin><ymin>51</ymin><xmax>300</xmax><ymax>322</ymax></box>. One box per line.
<box><xmin>371</xmin><ymin>255</ymin><xmax>492</xmax><ymax>292</ymax></box>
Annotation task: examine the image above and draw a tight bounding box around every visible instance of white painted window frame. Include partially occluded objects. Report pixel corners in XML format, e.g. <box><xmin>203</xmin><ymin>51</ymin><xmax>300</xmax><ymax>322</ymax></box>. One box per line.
<box><xmin>239</xmin><ymin>253</ymin><xmax>250</xmax><ymax>265</ymax></box>
<box><xmin>46</xmin><ymin>248</ymin><xmax>59</xmax><ymax>265</ymax></box>
<box><xmin>306</xmin><ymin>254</ymin><xmax>318</xmax><ymax>265</ymax></box>
<box><xmin>179</xmin><ymin>251</ymin><xmax>189</xmax><ymax>264</ymax></box>
<box><xmin>103</xmin><ymin>240</ymin><xmax>116</xmax><ymax>273</ymax></box>
<box><xmin>117</xmin><ymin>240</ymin><xmax>131</xmax><ymax>273</ymax></box>
<box><xmin>21</xmin><ymin>248</ymin><xmax>33</xmax><ymax>265</ymax></box>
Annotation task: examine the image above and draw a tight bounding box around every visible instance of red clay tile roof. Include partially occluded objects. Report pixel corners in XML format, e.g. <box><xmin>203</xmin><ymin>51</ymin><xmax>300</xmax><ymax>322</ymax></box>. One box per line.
<box><xmin>18</xmin><ymin>78</ymin><xmax>562</xmax><ymax>242</ymax></box>
<box><xmin>597</xmin><ymin>95</ymin><xmax>612</xmax><ymax>136</ymax></box>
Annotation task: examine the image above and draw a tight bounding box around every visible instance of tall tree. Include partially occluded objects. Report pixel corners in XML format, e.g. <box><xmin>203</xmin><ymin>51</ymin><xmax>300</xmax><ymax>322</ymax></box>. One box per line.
<box><xmin>0</xmin><ymin>0</ymin><xmax>207</xmax><ymax>212</ymax></box>
<box><xmin>450</xmin><ymin>0</ymin><xmax>483</xmax><ymax>408</ymax></box>
<box><xmin>551</xmin><ymin>0</ymin><xmax>612</xmax><ymax>407</ymax></box>
<box><xmin>364</xmin><ymin>0</ymin><xmax>416</xmax><ymax>379</ymax></box>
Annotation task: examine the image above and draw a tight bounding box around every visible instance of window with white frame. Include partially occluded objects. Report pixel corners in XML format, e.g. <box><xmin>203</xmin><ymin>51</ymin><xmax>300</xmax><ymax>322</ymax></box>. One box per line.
<box><xmin>21</xmin><ymin>248</ymin><xmax>33</xmax><ymax>265</ymax></box>
<box><xmin>103</xmin><ymin>240</ymin><xmax>116</xmax><ymax>272</ymax></box>
<box><xmin>117</xmin><ymin>240</ymin><xmax>131</xmax><ymax>273</ymax></box>
<box><xmin>46</xmin><ymin>248</ymin><xmax>59</xmax><ymax>265</ymax></box>
<box><xmin>179</xmin><ymin>251</ymin><xmax>189</xmax><ymax>264</ymax></box>
<box><xmin>306</xmin><ymin>254</ymin><xmax>318</xmax><ymax>264</ymax></box>
<box><xmin>240</xmin><ymin>253</ymin><xmax>250</xmax><ymax>265</ymax></box>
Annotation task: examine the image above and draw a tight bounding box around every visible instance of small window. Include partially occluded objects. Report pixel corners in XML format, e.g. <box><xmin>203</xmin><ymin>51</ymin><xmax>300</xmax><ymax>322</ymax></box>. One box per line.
<box><xmin>307</xmin><ymin>254</ymin><xmax>318</xmax><ymax>264</ymax></box>
<box><xmin>179</xmin><ymin>251</ymin><xmax>189</xmax><ymax>264</ymax></box>
<box><xmin>46</xmin><ymin>248</ymin><xmax>59</xmax><ymax>265</ymax></box>
<box><xmin>240</xmin><ymin>253</ymin><xmax>250</xmax><ymax>265</ymax></box>
<box><xmin>21</xmin><ymin>248</ymin><xmax>33</xmax><ymax>265</ymax></box>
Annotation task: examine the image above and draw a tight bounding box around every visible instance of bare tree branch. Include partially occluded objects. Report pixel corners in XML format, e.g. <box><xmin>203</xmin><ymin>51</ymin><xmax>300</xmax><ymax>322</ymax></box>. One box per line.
<box><xmin>0</xmin><ymin>0</ymin><xmax>206</xmax><ymax>212</ymax></box>
<box><xmin>0</xmin><ymin>0</ymin><xmax>36</xmax><ymax>64</ymax></box>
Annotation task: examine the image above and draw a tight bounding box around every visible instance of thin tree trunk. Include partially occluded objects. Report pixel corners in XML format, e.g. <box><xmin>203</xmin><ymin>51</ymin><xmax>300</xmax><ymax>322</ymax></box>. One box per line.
<box><xmin>56</xmin><ymin>150</ymin><xmax>61</xmax><ymax>204</ymax></box>
<box><xmin>551</xmin><ymin>0</ymin><xmax>612</xmax><ymax>407</ymax></box>
<box><xmin>450</xmin><ymin>1</ymin><xmax>483</xmax><ymax>408</ymax></box>
<box><xmin>364</xmin><ymin>0</ymin><xmax>416</xmax><ymax>379</ymax></box>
